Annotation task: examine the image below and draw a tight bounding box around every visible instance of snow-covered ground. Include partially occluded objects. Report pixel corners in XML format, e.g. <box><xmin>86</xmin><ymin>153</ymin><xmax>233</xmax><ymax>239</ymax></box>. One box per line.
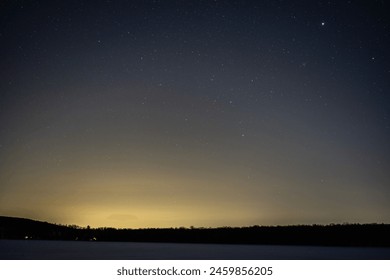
<box><xmin>1</xmin><ymin>240</ymin><xmax>389</xmax><ymax>260</ymax></box>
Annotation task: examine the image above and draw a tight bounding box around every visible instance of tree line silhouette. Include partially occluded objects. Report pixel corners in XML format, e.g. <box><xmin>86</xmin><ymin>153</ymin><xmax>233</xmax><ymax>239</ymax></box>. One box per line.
<box><xmin>1</xmin><ymin>216</ymin><xmax>389</xmax><ymax>247</ymax></box>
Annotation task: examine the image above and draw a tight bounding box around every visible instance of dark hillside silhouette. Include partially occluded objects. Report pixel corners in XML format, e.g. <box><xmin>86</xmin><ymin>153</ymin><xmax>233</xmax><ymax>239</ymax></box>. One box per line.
<box><xmin>1</xmin><ymin>216</ymin><xmax>389</xmax><ymax>247</ymax></box>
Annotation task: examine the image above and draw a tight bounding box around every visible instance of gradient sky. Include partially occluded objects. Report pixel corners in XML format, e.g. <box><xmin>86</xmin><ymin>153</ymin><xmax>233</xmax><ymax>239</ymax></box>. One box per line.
<box><xmin>1</xmin><ymin>0</ymin><xmax>389</xmax><ymax>228</ymax></box>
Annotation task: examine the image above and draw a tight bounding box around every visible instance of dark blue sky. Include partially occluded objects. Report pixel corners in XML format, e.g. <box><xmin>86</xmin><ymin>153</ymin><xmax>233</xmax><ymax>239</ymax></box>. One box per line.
<box><xmin>0</xmin><ymin>0</ymin><xmax>389</xmax><ymax>228</ymax></box>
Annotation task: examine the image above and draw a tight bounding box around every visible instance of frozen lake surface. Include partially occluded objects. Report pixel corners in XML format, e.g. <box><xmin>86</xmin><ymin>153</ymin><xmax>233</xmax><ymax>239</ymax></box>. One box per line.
<box><xmin>1</xmin><ymin>240</ymin><xmax>389</xmax><ymax>259</ymax></box>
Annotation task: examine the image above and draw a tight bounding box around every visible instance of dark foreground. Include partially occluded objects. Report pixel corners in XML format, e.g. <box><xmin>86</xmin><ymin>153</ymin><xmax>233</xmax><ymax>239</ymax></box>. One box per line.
<box><xmin>1</xmin><ymin>216</ymin><xmax>390</xmax><ymax>247</ymax></box>
<box><xmin>1</xmin><ymin>240</ymin><xmax>390</xmax><ymax>260</ymax></box>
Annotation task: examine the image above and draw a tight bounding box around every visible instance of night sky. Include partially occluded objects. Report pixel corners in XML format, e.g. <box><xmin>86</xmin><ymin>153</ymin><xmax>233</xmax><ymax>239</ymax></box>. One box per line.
<box><xmin>1</xmin><ymin>0</ymin><xmax>389</xmax><ymax>228</ymax></box>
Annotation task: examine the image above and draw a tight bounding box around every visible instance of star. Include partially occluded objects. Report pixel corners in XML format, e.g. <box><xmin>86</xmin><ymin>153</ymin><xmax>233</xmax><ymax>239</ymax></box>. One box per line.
<box><xmin>321</xmin><ymin>22</ymin><xmax>325</xmax><ymax>26</ymax></box>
